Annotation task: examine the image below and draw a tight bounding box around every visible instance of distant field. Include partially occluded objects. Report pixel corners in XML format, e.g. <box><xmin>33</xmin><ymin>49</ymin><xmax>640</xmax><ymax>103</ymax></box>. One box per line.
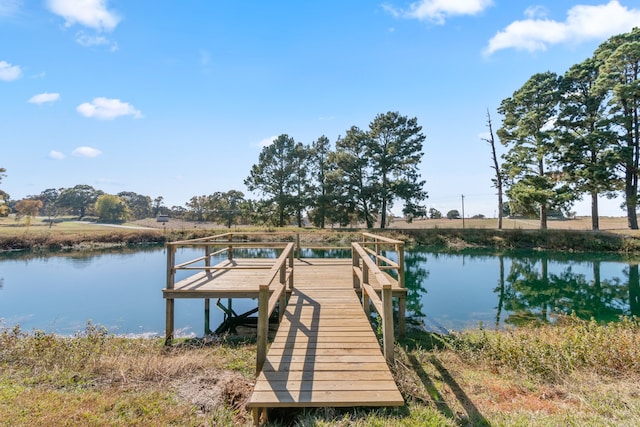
<box><xmin>388</xmin><ymin>216</ymin><xmax>637</xmax><ymax>234</ymax></box>
<box><xmin>1</xmin><ymin>216</ymin><xmax>639</xmax><ymax>238</ymax></box>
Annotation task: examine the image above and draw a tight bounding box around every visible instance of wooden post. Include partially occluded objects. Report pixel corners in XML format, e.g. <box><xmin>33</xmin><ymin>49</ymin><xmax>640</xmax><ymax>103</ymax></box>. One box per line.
<box><xmin>352</xmin><ymin>246</ymin><xmax>360</xmax><ymax>289</ymax></box>
<box><xmin>165</xmin><ymin>298</ymin><xmax>174</xmax><ymax>346</ymax></box>
<box><xmin>166</xmin><ymin>244</ymin><xmax>176</xmax><ymax>290</ymax></box>
<box><xmin>288</xmin><ymin>245</ymin><xmax>294</xmax><ymax>268</ymax></box>
<box><xmin>256</xmin><ymin>284</ymin><xmax>269</xmax><ymax>375</ymax></box>
<box><xmin>280</xmin><ymin>261</ymin><xmax>286</xmax><ymax>286</ymax></box>
<box><xmin>397</xmin><ymin>242</ymin><xmax>405</xmax><ymax>337</ymax></box>
<box><xmin>288</xmin><ymin>248</ymin><xmax>294</xmax><ymax>288</ymax></box>
<box><xmin>398</xmin><ymin>295</ymin><xmax>406</xmax><ymax>338</ymax></box>
<box><xmin>165</xmin><ymin>244</ymin><xmax>176</xmax><ymax>345</ymax></box>
<box><xmin>204</xmin><ymin>245</ymin><xmax>211</xmax><ymax>335</ymax></box>
<box><xmin>396</xmin><ymin>243</ymin><xmax>405</xmax><ymax>289</ymax></box>
<box><xmin>363</xmin><ymin>262</ymin><xmax>369</xmax><ymax>287</ymax></box>
<box><xmin>204</xmin><ymin>298</ymin><xmax>211</xmax><ymax>335</ymax></box>
<box><xmin>363</xmin><ymin>292</ymin><xmax>371</xmax><ymax>316</ymax></box>
<box><xmin>296</xmin><ymin>233</ymin><xmax>301</xmax><ymax>260</ymax></box>
<box><xmin>228</xmin><ymin>234</ymin><xmax>233</xmax><ymax>261</ymax></box>
<box><xmin>382</xmin><ymin>284</ymin><xmax>394</xmax><ymax>364</ymax></box>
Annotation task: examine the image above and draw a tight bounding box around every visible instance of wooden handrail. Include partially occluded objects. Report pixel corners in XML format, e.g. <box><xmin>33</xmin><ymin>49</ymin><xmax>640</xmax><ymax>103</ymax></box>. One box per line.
<box><xmin>256</xmin><ymin>242</ymin><xmax>295</xmax><ymax>374</ymax></box>
<box><xmin>362</xmin><ymin>246</ymin><xmax>399</xmax><ymax>269</ymax></box>
<box><xmin>352</xmin><ymin>242</ymin><xmax>394</xmax><ymax>364</ymax></box>
<box><xmin>174</xmin><ymin>247</ymin><xmax>228</xmax><ymax>269</ymax></box>
<box><xmin>361</xmin><ymin>232</ymin><xmax>404</xmax><ymax>244</ymax></box>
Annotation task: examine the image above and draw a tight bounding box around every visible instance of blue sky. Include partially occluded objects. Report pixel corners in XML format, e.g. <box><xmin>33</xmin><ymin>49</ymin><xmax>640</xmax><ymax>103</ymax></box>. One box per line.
<box><xmin>2</xmin><ymin>0</ymin><xmax>640</xmax><ymax>217</ymax></box>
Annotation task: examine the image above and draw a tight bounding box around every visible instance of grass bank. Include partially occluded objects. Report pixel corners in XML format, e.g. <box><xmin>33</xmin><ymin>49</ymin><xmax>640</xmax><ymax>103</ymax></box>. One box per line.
<box><xmin>395</xmin><ymin>228</ymin><xmax>640</xmax><ymax>252</ymax></box>
<box><xmin>2</xmin><ymin>317</ymin><xmax>639</xmax><ymax>426</ymax></box>
<box><xmin>4</xmin><ymin>216</ymin><xmax>640</xmax><ymax>253</ymax></box>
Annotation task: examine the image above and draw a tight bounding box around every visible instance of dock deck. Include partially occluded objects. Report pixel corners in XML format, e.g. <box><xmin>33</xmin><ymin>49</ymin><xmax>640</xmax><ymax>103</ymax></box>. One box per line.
<box><xmin>162</xmin><ymin>233</ymin><xmax>407</xmax><ymax>426</ymax></box>
<box><xmin>247</xmin><ymin>259</ymin><xmax>404</xmax><ymax>423</ymax></box>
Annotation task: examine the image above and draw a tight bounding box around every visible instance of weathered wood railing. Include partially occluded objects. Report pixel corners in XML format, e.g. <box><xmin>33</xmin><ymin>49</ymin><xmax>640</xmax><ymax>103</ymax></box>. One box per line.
<box><xmin>352</xmin><ymin>242</ymin><xmax>395</xmax><ymax>364</ymax></box>
<box><xmin>164</xmin><ymin>233</ymin><xmax>295</xmax><ymax>344</ymax></box>
<box><xmin>361</xmin><ymin>232</ymin><xmax>405</xmax><ymax>288</ymax></box>
<box><xmin>256</xmin><ymin>242</ymin><xmax>295</xmax><ymax>374</ymax></box>
<box><xmin>359</xmin><ymin>233</ymin><xmax>406</xmax><ymax>338</ymax></box>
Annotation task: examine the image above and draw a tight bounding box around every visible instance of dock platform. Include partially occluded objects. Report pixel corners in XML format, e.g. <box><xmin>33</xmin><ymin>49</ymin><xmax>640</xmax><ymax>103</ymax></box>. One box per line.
<box><xmin>161</xmin><ymin>232</ymin><xmax>407</xmax><ymax>426</ymax></box>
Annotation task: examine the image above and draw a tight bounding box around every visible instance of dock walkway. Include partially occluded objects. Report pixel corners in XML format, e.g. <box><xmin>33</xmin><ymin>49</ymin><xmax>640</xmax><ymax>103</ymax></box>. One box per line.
<box><xmin>247</xmin><ymin>259</ymin><xmax>404</xmax><ymax>423</ymax></box>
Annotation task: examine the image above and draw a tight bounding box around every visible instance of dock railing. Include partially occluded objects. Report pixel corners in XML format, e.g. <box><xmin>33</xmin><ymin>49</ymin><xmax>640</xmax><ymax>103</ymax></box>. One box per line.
<box><xmin>256</xmin><ymin>242</ymin><xmax>295</xmax><ymax>374</ymax></box>
<box><xmin>164</xmin><ymin>233</ymin><xmax>295</xmax><ymax>344</ymax></box>
<box><xmin>352</xmin><ymin>242</ymin><xmax>395</xmax><ymax>364</ymax></box>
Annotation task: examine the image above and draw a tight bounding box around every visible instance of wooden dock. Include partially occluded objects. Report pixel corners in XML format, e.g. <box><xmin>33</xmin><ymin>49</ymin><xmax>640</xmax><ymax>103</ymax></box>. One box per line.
<box><xmin>162</xmin><ymin>233</ymin><xmax>407</xmax><ymax>426</ymax></box>
<box><xmin>247</xmin><ymin>259</ymin><xmax>404</xmax><ymax>424</ymax></box>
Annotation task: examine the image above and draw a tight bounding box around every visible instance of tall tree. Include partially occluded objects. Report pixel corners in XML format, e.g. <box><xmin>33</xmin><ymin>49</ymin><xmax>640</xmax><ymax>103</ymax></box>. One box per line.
<box><xmin>332</xmin><ymin>126</ymin><xmax>378</xmax><ymax>228</ymax></box>
<box><xmin>308</xmin><ymin>135</ymin><xmax>334</xmax><ymax>228</ymax></box>
<box><xmin>117</xmin><ymin>191</ymin><xmax>152</xmax><ymax>220</ymax></box>
<box><xmin>482</xmin><ymin>109</ymin><xmax>504</xmax><ymax>229</ymax></box>
<box><xmin>152</xmin><ymin>196</ymin><xmax>166</xmax><ymax>216</ymax></box>
<box><xmin>15</xmin><ymin>198</ymin><xmax>43</xmax><ymax>227</ymax></box>
<box><xmin>95</xmin><ymin>194</ymin><xmax>128</xmax><ymax>223</ymax></box>
<box><xmin>56</xmin><ymin>185</ymin><xmax>103</xmax><ymax>218</ymax></box>
<box><xmin>31</xmin><ymin>188</ymin><xmax>60</xmax><ymax>227</ymax></box>
<box><xmin>210</xmin><ymin>190</ymin><xmax>246</xmax><ymax>228</ymax></box>
<box><xmin>185</xmin><ymin>195</ymin><xmax>209</xmax><ymax>222</ymax></box>
<box><xmin>367</xmin><ymin>111</ymin><xmax>427</xmax><ymax>228</ymax></box>
<box><xmin>498</xmin><ymin>72</ymin><xmax>573</xmax><ymax>229</ymax></box>
<box><xmin>245</xmin><ymin>134</ymin><xmax>298</xmax><ymax>227</ymax></box>
<box><xmin>556</xmin><ymin>57</ymin><xmax>618</xmax><ymax>231</ymax></box>
<box><xmin>290</xmin><ymin>142</ymin><xmax>311</xmax><ymax>227</ymax></box>
<box><xmin>594</xmin><ymin>28</ymin><xmax>640</xmax><ymax>229</ymax></box>
<box><xmin>0</xmin><ymin>167</ymin><xmax>9</xmax><ymax>217</ymax></box>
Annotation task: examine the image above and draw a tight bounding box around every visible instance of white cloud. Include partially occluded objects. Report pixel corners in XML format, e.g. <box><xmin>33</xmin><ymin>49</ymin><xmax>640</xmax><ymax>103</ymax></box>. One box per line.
<box><xmin>524</xmin><ymin>5</ymin><xmax>548</xmax><ymax>19</ymax></box>
<box><xmin>385</xmin><ymin>0</ymin><xmax>493</xmax><ymax>24</ymax></box>
<box><xmin>72</xmin><ymin>146</ymin><xmax>102</xmax><ymax>158</ymax></box>
<box><xmin>76</xmin><ymin>97</ymin><xmax>143</xmax><ymax>120</ymax></box>
<box><xmin>0</xmin><ymin>0</ymin><xmax>22</xmax><ymax>16</ymax></box>
<box><xmin>485</xmin><ymin>1</ymin><xmax>640</xmax><ymax>55</ymax></box>
<box><xmin>0</xmin><ymin>60</ymin><xmax>21</xmax><ymax>81</ymax></box>
<box><xmin>257</xmin><ymin>136</ymin><xmax>277</xmax><ymax>147</ymax></box>
<box><xmin>28</xmin><ymin>92</ymin><xmax>60</xmax><ymax>105</ymax></box>
<box><xmin>75</xmin><ymin>32</ymin><xmax>118</xmax><ymax>51</ymax></box>
<box><xmin>47</xmin><ymin>0</ymin><xmax>120</xmax><ymax>32</ymax></box>
<box><xmin>49</xmin><ymin>150</ymin><xmax>65</xmax><ymax>160</ymax></box>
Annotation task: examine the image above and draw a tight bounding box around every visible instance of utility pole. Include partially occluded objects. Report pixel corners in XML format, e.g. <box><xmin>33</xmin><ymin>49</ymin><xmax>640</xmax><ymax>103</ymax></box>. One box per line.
<box><xmin>461</xmin><ymin>194</ymin><xmax>465</xmax><ymax>229</ymax></box>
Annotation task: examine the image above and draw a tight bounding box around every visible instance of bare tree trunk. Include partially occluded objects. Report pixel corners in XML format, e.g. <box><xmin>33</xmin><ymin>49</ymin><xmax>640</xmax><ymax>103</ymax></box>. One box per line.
<box><xmin>483</xmin><ymin>109</ymin><xmax>504</xmax><ymax>229</ymax></box>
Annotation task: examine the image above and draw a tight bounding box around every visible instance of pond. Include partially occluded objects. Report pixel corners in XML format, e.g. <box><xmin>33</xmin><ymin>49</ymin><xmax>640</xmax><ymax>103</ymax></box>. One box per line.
<box><xmin>0</xmin><ymin>246</ymin><xmax>638</xmax><ymax>336</ymax></box>
<box><xmin>404</xmin><ymin>248</ymin><xmax>640</xmax><ymax>331</ymax></box>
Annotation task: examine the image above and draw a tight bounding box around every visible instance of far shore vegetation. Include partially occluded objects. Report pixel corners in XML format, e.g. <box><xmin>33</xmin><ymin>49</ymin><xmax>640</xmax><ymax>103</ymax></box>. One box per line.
<box><xmin>3</xmin><ymin>215</ymin><xmax>640</xmax><ymax>253</ymax></box>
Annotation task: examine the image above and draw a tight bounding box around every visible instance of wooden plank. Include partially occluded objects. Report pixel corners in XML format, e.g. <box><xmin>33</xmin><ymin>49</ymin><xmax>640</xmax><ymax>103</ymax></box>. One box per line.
<box><xmin>253</xmin><ymin>380</ymin><xmax>400</xmax><ymax>392</ymax></box>
<box><xmin>248</xmin><ymin>390</ymin><xmax>404</xmax><ymax>407</ymax></box>
<box><xmin>260</xmin><ymin>361</ymin><xmax>390</xmax><ymax>372</ymax></box>
<box><xmin>264</xmin><ymin>354</ymin><xmax>386</xmax><ymax>364</ymax></box>
<box><xmin>265</xmin><ymin>347</ymin><xmax>383</xmax><ymax>357</ymax></box>
<box><xmin>255</xmin><ymin>370</ymin><xmax>395</xmax><ymax>382</ymax></box>
<box><xmin>268</xmin><ymin>341</ymin><xmax>382</xmax><ymax>350</ymax></box>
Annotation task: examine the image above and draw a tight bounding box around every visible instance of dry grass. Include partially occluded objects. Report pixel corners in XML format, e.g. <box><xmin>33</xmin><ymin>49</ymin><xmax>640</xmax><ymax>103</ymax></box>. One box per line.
<box><xmin>2</xmin><ymin>320</ymin><xmax>640</xmax><ymax>426</ymax></box>
<box><xmin>389</xmin><ymin>216</ymin><xmax>640</xmax><ymax>235</ymax></box>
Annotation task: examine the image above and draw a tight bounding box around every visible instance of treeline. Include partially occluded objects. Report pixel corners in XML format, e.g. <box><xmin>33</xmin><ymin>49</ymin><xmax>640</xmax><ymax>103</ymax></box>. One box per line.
<box><xmin>497</xmin><ymin>27</ymin><xmax>640</xmax><ymax>230</ymax></box>
<box><xmin>0</xmin><ymin>112</ymin><xmax>428</xmax><ymax>228</ymax></box>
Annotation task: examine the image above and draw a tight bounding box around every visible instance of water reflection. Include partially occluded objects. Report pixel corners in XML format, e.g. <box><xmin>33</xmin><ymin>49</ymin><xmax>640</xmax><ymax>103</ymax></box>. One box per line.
<box><xmin>405</xmin><ymin>248</ymin><xmax>640</xmax><ymax>330</ymax></box>
<box><xmin>3</xmin><ymin>246</ymin><xmax>640</xmax><ymax>335</ymax></box>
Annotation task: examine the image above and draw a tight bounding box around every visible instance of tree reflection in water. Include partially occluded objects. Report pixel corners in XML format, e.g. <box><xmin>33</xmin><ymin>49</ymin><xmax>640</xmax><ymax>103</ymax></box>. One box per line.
<box><xmin>498</xmin><ymin>254</ymin><xmax>634</xmax><ymax>326</ymax></box>
<box><xmin>402</xmin><ymin>248</ymin><xmax>640</xmax><ymax>331</ymax></box>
